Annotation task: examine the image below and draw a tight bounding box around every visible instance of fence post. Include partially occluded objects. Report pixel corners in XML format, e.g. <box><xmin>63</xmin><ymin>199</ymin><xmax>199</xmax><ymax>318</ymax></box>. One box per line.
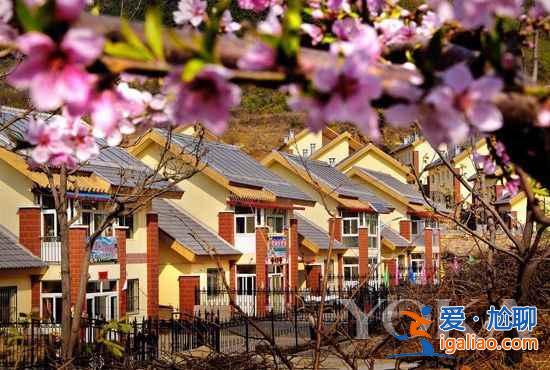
<box><xmin>215</xmin><ymin>316</ymin><xmax>221</xmax><ymax>353</ymax></box>
<box><xmin>271</xmin><ymin>309</ymin><xmax>275</xmax><ymax>345</ymax></box>
<box><xmin>30</xmin><ymin>319</ymin><xmax>35</xmax><ymax>365</ymax></box>
<box><xmin>245</xmin><ymin>317</ymin><xmax>249</xmax><ymax>353</ymax></box>
<box><xmin>294</xmin><ymin>298</ymin><xmax>298</xmax><ymax>349</ymax></box>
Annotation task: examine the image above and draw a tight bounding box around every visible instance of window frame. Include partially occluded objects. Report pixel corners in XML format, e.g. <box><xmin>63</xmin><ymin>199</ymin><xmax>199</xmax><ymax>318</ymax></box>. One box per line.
<box><xmin>0</xmin><ymin>286</ymin><xmax>17</xmax><ymax>323</ymax></box>
<box><xmin>126</xmin><ymin>279</ymin><xmax>139</xmax><ymax>313</ymax></box>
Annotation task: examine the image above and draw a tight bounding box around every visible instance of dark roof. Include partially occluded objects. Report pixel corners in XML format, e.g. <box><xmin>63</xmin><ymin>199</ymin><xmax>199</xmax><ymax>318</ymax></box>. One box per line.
<box><xmin>354</xmin><ymin>167</ymin><xmax>426</xmax><ymax>205</ymax></box>
<box><xmin>296</xmin><ymin>215</ymin><xmax>345</xmax><ymax>250</ymax></box>
<box><xmin>390</xmin><ymin>141</ymin><xmax>414</xmax><ymax>153</ymax></box>
<box><xmin>381</xmin><ymin>225</ymin><xmax>411</xmax><ymax>248</ymax></box>
<box><xmin>0</xmin><ymin>225</ymin><xmax>46</xmax><ymax>269</ymax></box>
<box><xmin>163</xmin><ymin>131</ymin><xmax>312</xmax><ymax>202</ymax></box>
<box><xmin>0</xmin><ymin>107</ymin><xmax>172</xmax><ymax>191</ymax></box>
<box><xmin>280</xmin><ymin>152</ymin><xmax>393</xmax><ymax>213</ymax></box>
<box><xmin>153</xmin><ymin>199</ymin><xmax>240</xmax><ymax>256</ymax></box>
<box><xmin>424</xmin><ymin>158</ymin><xmax>444</xmax><ymax>170</ymax></box>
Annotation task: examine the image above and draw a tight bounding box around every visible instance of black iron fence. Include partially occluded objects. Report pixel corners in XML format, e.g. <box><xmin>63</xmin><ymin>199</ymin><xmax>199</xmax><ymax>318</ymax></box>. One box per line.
<box><xmin>0</xmin><ymin>286</ymin><xmax>390</xmax><ymax>368</ymax></box>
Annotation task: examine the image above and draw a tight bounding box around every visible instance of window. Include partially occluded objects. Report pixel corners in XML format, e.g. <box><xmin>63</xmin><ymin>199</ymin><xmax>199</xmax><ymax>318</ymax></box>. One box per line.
<box><xmin>365</xmin><ymin>214</ymin><xmax>378</xmax><ymax>236</ymax></box>
<box><xmin>207</xmin><ymin>269</ymin><xmax>223</xmax><ymax>295</ymax></box>
<box><xmin>235</xmin><ymin>206</ymin><xmax>255</xmax><ymax>234</ymax></box>
<box><xmin>310</xmin><ymin>143</ymin><xmax>316</xmax><ymax>154</ymax></box>
<box><xmin>342</xmin><ymin>211</ymin><xmax>359</xmax><ymax>248</ymax></box>
<box><xmin>343</xmin><ymin>257</ymin><xmax>358</xmax><ymax>283</ymax></box>
<box><xmin>302</xmin><ymin>148</ymin><xmax>309</xmax><ymax>157</ymax></box>
<box><xmin>117</xmin><ymin>214</ymin><xmax>135</xmax><ymax>239</ymax></box>
<box><xmin>126</xmin><ymin>279</ymin><xmax>139</xmax><ymax>313</ymax></box>
<box><xmin>266</xmin><ymin>212</ymin><xmax>285</xmax><ymax>235</ymax></box>
<box><xmin>328</xmin><ymin>158</ymin><xmax>336</xmax><ymax>166</ymax></box>
<box><xmin>0</xmin><ymin>287</ymin><xmax>17</xmax><ymax>323</ymax></box>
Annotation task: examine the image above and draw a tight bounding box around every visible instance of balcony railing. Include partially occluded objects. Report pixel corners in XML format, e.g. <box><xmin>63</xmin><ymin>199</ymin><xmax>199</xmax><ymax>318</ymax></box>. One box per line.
<box><xmin>41</xmin><ymin>236</ymin><xmax>61</xmax><ymax>263</ymax></box>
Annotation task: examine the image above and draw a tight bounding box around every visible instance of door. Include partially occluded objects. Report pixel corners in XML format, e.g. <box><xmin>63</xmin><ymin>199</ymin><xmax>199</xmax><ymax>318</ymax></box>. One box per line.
<box><xmin>237</xmin><ymin>274</ymin><xmax>256</xmax><ymax>315</ymax></box>
<box><xmin>268</xmin><ymin>266</ymin><xmax>284</xmax><ymax>314</ymax></box>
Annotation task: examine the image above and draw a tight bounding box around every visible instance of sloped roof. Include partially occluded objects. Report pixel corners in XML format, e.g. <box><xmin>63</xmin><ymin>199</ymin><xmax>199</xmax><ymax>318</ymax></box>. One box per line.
<box><xmin>280</xmin><ymin>152</ymin><xmax>393</xmax><ymax>213</ymax></box>
<box><xmin>296</xmin><ymin>215</ymin><xmax>345</xmax><ymax>250</ymax></box>
<box><xmin>164</xmin><ymin>131</ymin><xmax>312</xmax><ymax>203</ymax></box>
<box><xmin>381</xmin><ymin>225</ymin><xmax>411</xmax><ymax>248</ymax></box>
<box><xmin>354</xmin><ymin>167</ymin><xmax>426</xmax><ymax>205</ymax></box>
<box><xmin>153</xmin><ymin>199</ymin><xmax>240</xmax><ymax>256</ymax></box>
<box><xmin>0</xmin><ymin>107</ymin><xmax>174</xmax><ymax>192</ymax></box>
<box><xmin>0</xmin><ymin>225</ymin><xmax>46</xmax><ymax>270</ymax></box>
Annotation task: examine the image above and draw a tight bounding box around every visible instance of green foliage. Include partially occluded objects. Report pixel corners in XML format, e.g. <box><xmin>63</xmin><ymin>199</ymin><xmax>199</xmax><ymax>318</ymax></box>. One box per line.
<box><xmin>182</xmin><ymin>58</ymin><xmax>206</xmax><ymax>81</ymax></box>
<box><xmin>145</xmin><ymin>6</ymin><xmax>165</xmax><ymax>61</ymax></box>
<box><xmin>237</xmin><ymin>85</ymin><xmax>288</xmax><ymax>114</ymax></box>
<box><xmin>14</xmin><ymin>0</ymin><xmax>54</xmax><ymax>32</ymax></box>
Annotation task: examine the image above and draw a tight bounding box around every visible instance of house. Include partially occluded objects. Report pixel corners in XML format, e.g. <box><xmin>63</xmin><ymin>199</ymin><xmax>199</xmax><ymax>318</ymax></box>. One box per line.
<box><xmin>280</xmin><ymin>127</ymin><xmax>363</xmax><ymax>166</ymax></box>
<box><xmin>424</xmin><ymin>139</ymin><xmax>489</xmax><ymax>210</ymax></box>
<box><xmin>130</xmin><ymin>130</ymin><xmax>322</xmax><ymax>315</ymax></box>
<box><xmin>262</xmin><ymin>151</ymin><xmax>397</xmax><ymax>287</ymax></box>
<box><xmin>390</xmin><ymin>133</ymin><xmax>440</xmax><ymax>191</ymax></box>
<box><xmin>345</xmin><ymin>167</ymin><xmax>441</xmax><ymax>283</ymax></box>
<box><xmin>0</xmin><ymin>107</ymin><xmax>183</xmax><ymax>322</ymax></box>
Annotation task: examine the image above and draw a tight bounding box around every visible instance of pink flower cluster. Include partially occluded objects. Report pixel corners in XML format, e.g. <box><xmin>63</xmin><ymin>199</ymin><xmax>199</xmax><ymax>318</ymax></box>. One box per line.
<box><xmin>26</xmin><ymin>114</ymin><xmax>98</xmax><ymax>168</ymax></box>
<box><xmin>288</xmin><ymin>56</ymin><xmax>382</xmax><ymax>140</ymax></box>
<box><xmin>429</xmin><ymin>0</ymin><xmax>524</xmax><ymax>29</ymax></box>
<box><xmin>165</xmin><ymin>65</ymin><xmax>241</xmax><ymax>135</ymax></box>
<box><xmin>173</xmin><ymin>0</ymin><xmax>207</xmax><ymax>27</ymax></box>
<box><xmin>386</xmin><ymin>63</ymin><xmax>504</xmax><ymax>146</ymax></box>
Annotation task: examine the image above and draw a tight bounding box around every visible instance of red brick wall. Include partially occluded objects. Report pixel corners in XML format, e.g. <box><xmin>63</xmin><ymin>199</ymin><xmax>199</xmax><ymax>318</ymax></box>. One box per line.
<box><xmin>69</xmin><ymin>226</ymin><xmax>87</xmax><ymax>308</ymax></box>
<box><xmin>18</xmin><ymin>207</ymin><xmax>41</xmax><ymax>257</ymax></box>
<box><xmin>358</xmin><ymin>228</ymin><xmax>369</xmax><ymax>283</ymax></box>
<box><xmin>424</xmin><ymin>228</ymin><xmax>433</xmax><ymax>283</ymax></box>
<box><xmin>178</xmin><ymin>276</ymin><xmax>199</xmax><ymax>316</ymax></box>
<box><xmin>399</xmin><ymin>220</ymin><xmax>411</xmax><ymax>241</ymax></box>
<box><xmin>218</xmin><ymin>212</ymin><xmax>235</xmax><ymax>245</ymax></box>
<box><xmin>288</xmin><ymin>218</ymin><xmax>298</xmax><ymax>291</ymax></box>
<box><xmin>31</xmin><ymin>275</ymin><xmax>40</xmax><ymax>317</ymax></box>
<box><xmin>412</xmin><ymin>150</ymin><xmax>419</xmax><ymax>175</ymax></box>
<box><xmin>256</xmin><ymin>227</ymin><xmax>268</xmax><ymax>315</ymax></box>
<box><xmin>115</xmin><ymin>228</ymin><xmax>127</xmax><ymax>318</ymax></box>
<box><xmin>453</xmin><ymin>168</ymin><xmax>461</xmax><ymax>204</ymax></box>
<box><xmin>306</xmin><ymin>265</ymin><xmax>322</xmax><ymax>292</ymax></box>
<box><xmin>385</xmin><ymin>259</ymin><xmax>398</xmax><ymax>286</ymax></box>
<box><xmin>328</xmin><ymin>218</ymin><xmax>342</xmax><ymax>242</ymax></box>
<box><xmin>146</xmin><ymin>213</ymin><xmax>159</xmax><ymax>318</ymax></box>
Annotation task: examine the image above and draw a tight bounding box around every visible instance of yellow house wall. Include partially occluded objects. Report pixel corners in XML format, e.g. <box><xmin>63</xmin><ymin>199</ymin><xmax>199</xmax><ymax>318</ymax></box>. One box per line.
<box><xmin>126</xmin><ymin>210</ymin><xmax>148</xmax><ymax>254</ymax></box>
<box><xmin>341</xmin><ymin>152</ymin><xmax>408</xmax><ymax>183</ymax></box>
<box><xmin>159</xmin><ymin>245</ymin><xmax>231</xmax><ymax>310</ymax></box>
<box><xmin>267</xmin><ymin>162</ymin><xmax>337</xmax><ymax>232</ymax></box>
<box><xmin>511</xmin><ymin>197</ymin><xmax>528</xmax><ymax>225</ymax></box>
<box><xmin>287</xmin><ymin>131</ymin><xmax>323</xmax><ymax>157</ymax></box>
<box><xmin>314</xmin><ymin>140</ymin><xmax>350</xmax><ymax>164</ymax></box>
<box><xmin>348</xmin><ymin>174</ymin><xmax>408</xmax><ymax>231</ymax></box>
<box><xmin>126</xmin><ymin>263</ymin><xmax>148</xmax><ymax>318</ymax></box>
<box><xmin>0</xmin><ymin>271</ymin><xmax>32</xmax><ymax>318</ymax></box>
<box><xmin>0</xmin><ymin>159</ymin><xmax>36</xmax><ymax>235</ymax></box>
<box><xmin>456</xmin><ymin>143</ymin><xmax>489</xmax><ymax>203</ymax></box>
<box><xmin>135</xmin><ymin>142</ymin><xmax>229</xmax><ymax>231</ymax></box>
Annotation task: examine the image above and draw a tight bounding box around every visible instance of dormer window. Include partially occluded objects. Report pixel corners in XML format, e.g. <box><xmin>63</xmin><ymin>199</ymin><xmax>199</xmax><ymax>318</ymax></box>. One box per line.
<box><xmin>302</xmin><ymin>149</ymin><xmax>309</xmax><ymax>157</ymax></box>
<box><xmin>328</xmin><ymin>158</ymin><xmax>336</xmax><ymax>166</ymax></box>
<box><xmin>310</xmin><ymin>143</ymin><xmax>316</xmax><ymax>154</ymax></box>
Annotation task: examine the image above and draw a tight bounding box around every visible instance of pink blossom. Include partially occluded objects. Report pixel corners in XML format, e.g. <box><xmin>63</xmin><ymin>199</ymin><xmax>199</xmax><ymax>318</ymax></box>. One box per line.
<box><xmin>90</xmin><ymin>83</ymin><xmax>147</xmax><ymax>146</ymax></box>
<box><xmin>288</xmin><ymin>58</ymin><xmax>382</xmax><ymax>139</ymax></box>
<box><xmin>165</xmin><ymin>65</ymin><xmax>241</xmax><ymax>134</ymax></box>
<box><xmin>327</xmin><ymin>0</ymin><xmax>351</xmax><ymax>13</ymax></box>
<box><xmin>173</xmin><ymin>0</ymin><xmax>207</xmax><ymax>27</ymax></box>
<box><xmin>494</xmin><ymin>141</ymin><xmax>510</xmax><ymax>164</ymax></box>
<box><xmin>330</xmin><ymin>23</ymin><xmax>381</xmax><ymax>62</ymax></box>
<box><xmin>220</xmin><ymin>10</ymin><xmax>241</xmax><ymax>33</ymax></box>
<box><xmin>0</xmin><ymin>0</ymin><xmax>12</xmax><ymax>23</ymax></box>
<box><xmin>301</xmin><ymin>23</ymin><xmax>323</xmax><ymax>45</ymax></box>
<box><xmin>537</xmin><ymin>100</ymin><xmax>550</xmax><ymax>127</ymax></box>
<box><xmin>26</xmin><ymin>117</ymin><xmax>66</xmax><ymax>164</ymax></box>
<box><xmin>237</xmin><ymin>42</ymin><xmax>276</xmax><ymax>71</ymax></box>
<box><xmin>376</xmin><ymin>18</ymin><xmax>418</xmax><ymax>46</ymax></box>
<box><xmin>68</xmin><ymin>119</ymin><xmax>99</xmax><ymax>161</ymax></box>
<box><xmin>473</xmin><ymin>151</ymin><xmax>496</xmax><ymax>175</ymax></box>
<box><xmin>55</xmin><ymin>0</ymin><xmax>86</xmax><ymax>21</ymax></box>
<box><xmin>431</xmin><ymin>63</ymin><xmax>503</xmax><ymax>132</ymax></box>
<box><xmin>429</xmin><ymin>0</ymin><xmax>523</xmax><ymax>29</ymax></box>
<box><xmin>23</xmin><ymin>0</ymin><xmax>46</xmax><ymax>8</ymax></box>
<box><xmin>332</xmin><ymin>18</ymin><xmax>362</xmax><ymax>41</ymax></box>
<box><xmin>238</xmin><ymin>0</ymin><xmax>271</xmax><ymax>12</ymax></box>
<box><xmin>258</xmin><ymin>6</ymin><xmax>282</xmax><ymax>35</ymax></box>
<box><xmin>8</xmin><ymin>29</ymin><xmax>103</xmax><ymax>113</ymax></box>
